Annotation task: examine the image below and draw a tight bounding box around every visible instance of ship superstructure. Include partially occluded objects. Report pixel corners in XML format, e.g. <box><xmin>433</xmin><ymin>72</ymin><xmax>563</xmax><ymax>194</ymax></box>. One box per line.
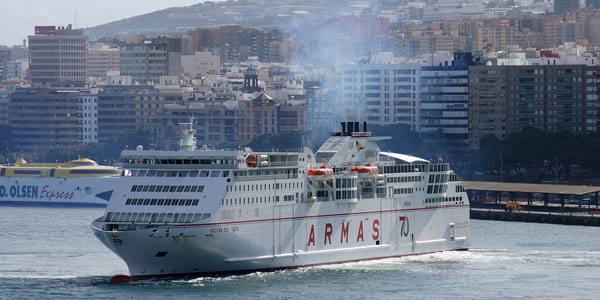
<box><xmin>92</xmin><ymin>122</ymin><xmax>469</xmax><ymax>279</ymax></box>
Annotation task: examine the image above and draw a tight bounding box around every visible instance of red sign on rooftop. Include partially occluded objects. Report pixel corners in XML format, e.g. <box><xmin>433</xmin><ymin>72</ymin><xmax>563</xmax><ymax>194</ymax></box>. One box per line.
<box><xmin>34</xmin><ymin>26</ymin><xmax>56</xmax><ymax>35</ymax></box>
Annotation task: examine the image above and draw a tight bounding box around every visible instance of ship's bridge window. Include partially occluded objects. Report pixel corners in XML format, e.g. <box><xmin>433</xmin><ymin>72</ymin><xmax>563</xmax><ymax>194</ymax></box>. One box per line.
<box><xmin>136</xmin><ymin>170</ymin><xmax>146</xmax><ymax>177</ymax></box>
<box><xmin>191</xmin><ymin>159</ymin><xmax>200</xmax><ymax>164</ymax></box>
<box><xmin>147</xmin><ymin>170</ymin><xmax>156</xmax><ymax>176</ymax></box>
<box><xmin>184</xmin><ymin>159</ymin><xmax>192</xmax><ymax>164</ymax></box>
<box><xmin>189</xmin><ymin>171</ymin><xmax>199</xmax><ymax>177</ymax></box>
<box><xmin>160</xmin><ymin>159</ymin><xmax>168</xmax><ymax>164</ymax></box>
<box><xmin>210</xmin><ymin>171</ymin><xmax>221</xmax><ymax>177</ymax></box>
<box><xmin>156</xmin><ymin>171</ymin><xmax>165</xmax><ymax>177</ymax></box>
<box><xmin>178</xmin><ymin>171</ymin><xmax>189</xmax><ymax>177</ymax></box>
<box><xmin>166</xmin><ymin>171</ymin><xmax>177</xmax><ymax>177</ymax></box>
<box><xmin>200</xmin><ymin>170</ymin><xmax>209</xmax><ymax>177</ymax></box>
<box><xmin>222</xmin><ymin>171</ymin><xmax>230</xmax><ymax>177</ymax></box>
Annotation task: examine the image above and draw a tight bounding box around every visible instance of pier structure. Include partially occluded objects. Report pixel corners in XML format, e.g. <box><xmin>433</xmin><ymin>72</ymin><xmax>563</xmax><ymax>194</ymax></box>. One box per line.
<box><xmin>464</xmin><ymin>181</ymin><xmax>600</xmax><ymax>226</ymax></box>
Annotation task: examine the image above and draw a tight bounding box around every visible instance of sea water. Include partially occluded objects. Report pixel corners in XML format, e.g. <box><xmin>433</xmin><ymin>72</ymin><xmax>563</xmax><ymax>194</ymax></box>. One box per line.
<box><xmin>1</xmin><ymin>206</ymin><xmax>599</xmax><ymax>300</ymax></box>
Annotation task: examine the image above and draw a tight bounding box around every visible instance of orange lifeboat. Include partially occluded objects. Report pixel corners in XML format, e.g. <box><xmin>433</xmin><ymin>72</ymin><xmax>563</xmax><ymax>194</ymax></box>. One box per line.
<box><xmin>308</xmin><ymin>165</ymin><xmax>334</xmax><ymax>181</ymax></box>
<box><xmin>351</xmin><ymin>163</ymin><xmax>378</xmax><ymax>179</ymax></box>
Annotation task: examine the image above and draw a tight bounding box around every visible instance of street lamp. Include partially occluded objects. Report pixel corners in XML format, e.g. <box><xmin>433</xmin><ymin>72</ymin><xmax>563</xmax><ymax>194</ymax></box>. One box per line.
<box><xmin>554</xmin><ymin>157</ymin><xmax>558</xmax><ymax>185</ymax></box>
<box><xmin>499</xmin><ymin>155</ymin><xmax>503</xmax><ymax>183</ymax></box>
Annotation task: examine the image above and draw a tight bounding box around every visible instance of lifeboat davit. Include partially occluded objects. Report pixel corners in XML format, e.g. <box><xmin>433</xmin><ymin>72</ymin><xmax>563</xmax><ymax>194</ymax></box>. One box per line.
<box><xmin>351</xmin><ymin>163</ymin><xmax>378</xmax><ymax>179</ymax></box>
<box><xmin>307</xmin><ymin>166</ymin><xmax>334</xmax><ymax>181</ymax></box>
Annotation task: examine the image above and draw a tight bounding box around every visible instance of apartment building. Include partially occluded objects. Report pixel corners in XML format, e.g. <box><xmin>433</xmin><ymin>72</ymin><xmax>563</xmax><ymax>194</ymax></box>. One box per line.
<box><xmin>28</xmin><ymin>25</ymin><xmax>88</xmax><ymax>86</ymax></box>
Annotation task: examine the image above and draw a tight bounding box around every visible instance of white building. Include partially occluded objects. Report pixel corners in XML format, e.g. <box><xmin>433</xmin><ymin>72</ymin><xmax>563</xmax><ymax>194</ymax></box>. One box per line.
<box><xmin>338</xmin><ymin>58</ymin><xmax>421</xmax><ymax>131</ymax></box>
<box><xmin>79</xmin><ymin>93</ymin><xmax>98</xmax><ymax>144</ymax></box>
<box><xmin>181</xmin><ymin>52</ymin><xmax>221</xmax><ymax>77</ymax></box>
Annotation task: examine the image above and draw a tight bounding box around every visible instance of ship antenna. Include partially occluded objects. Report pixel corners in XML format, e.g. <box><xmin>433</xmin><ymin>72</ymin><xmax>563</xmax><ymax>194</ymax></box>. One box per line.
<box><xmin>178</xmin><ymin>117</ymin><xmax>196</xmax><ymax>151</ymax></box>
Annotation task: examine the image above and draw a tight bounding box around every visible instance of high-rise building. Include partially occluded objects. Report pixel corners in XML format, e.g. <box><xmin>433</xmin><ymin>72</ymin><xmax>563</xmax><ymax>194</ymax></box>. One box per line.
<box><xmin>119</xmin><ymin>37</ymin><xmax>182</xmax><ymax>84</ymax></box>
<box><xmin>28</xmin><ymin>25</ymin><xmax>88</xmax><ymax>86</ymax></box>
<box><xmin>9</xmin><ymin>88</ymin><xmax>83</xmax><ymax>152</ymax></box>
<box><xmin>420</xmin><ymin>52</ymin><xmax>476</xmax><ymax>152</ymax></box>
<box><xmin>468</xmin><ymin>64</ymin><xmax>598</xmax><ymax>148</ymax></box>
<box><xmin>338</xmin><ymin>60</ymin><xmax>421</xmax><ymax>130</ymax></box>
<box><xmin>555</xmin><ymin>0</ymin><xmax>580</xmax><ymax>15</ymax></box>
<box><xmin>187</xmin><ymin>26</ymin><xmax>281</xmax><ymax>63</ymax></box>
<box><xmin>0</xmin><ymin>49</ymin><xmax>10</xmax><ymax>81</ymax></box>
<box><xmin>88</xmin><ymin>45</ymin><xmax>120</xmax><ymax>79</ymax></box>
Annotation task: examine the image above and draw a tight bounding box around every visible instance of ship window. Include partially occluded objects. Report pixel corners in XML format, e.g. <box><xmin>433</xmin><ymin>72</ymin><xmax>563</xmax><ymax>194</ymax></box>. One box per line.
<box><xmin>172</xmin><ymin>199</ymin><xmax>178</xmax><ymax>205</ymax></box>
<box><xmin>167</xmin><ymin>159</ymin><xmax>175</xmax><ymax>164</ymax></box>
<box><xmin>166</xmin><ymin>171</ymin><xmax>176</xmax><ymax>177</ymax></box>
<box><xmin>166</xmin><ymin>213</ymin><xmax>173</xmax><ymax>223</ymax></box>
<box><xmin>185</xmin><ymin>214</ymin><xmax>194</xmax><ymax>223</ymax></box>
<box><xmin>184</xmin><ymin>186</ymin><xmax>191</xmax><ymax>192</ymax></box>
<box><xmin>147</xmin><ymin>170</ymin><xmax>156</xmax><ymax>176</ymax></box>
<box><xmin>185</xmin><ymin>199</ymin><xmax>193</xmax><ymax>206</ymax></box>
<box><xmin>150</xmin><ymin>213</ymin><xmax>159</xmax><ymax>222</ymax></box>
<box><xmin>176</xmin><ymin>159</ymin><xmax>183</xmax><ymax>164</ymax></box>
<box><xmin>157</xmin><ymin>199</ymin><xmax>164</xmax><ymax>205</ymax></box>
<box><xmin>210</xmin><ymin>171</ymin><xmax>221</xmax><ymax>177</ymax></box>
<box><xmin>169</xmin><ymin>186</ymin><xmax>177</xmax><ymax>192</ymax></box>
<box><xmin>125</xmin><ymin>199</ymin><xmax>131</xmax><ymax>205</ymax></box>
<box><xmin>149</xmin><ymin>186</ymin><xmax>156</xmax><ymax>192</ymax></box>
<box><xmin>198</xmin><ymin>186</ymin><xmax>204</xmax><ymax>192</ymax></box>
<box><xmin>172</xmin><ymin>213</ymin><xmax>180</xmax><ymax>223</ymax></box>
<box><xmin>105</xmin><ymin>212</ymin><xmax>113</xmax><ymax>221</ymax></box>
<box><xmin>192</xmin><ymin>199</ymin><xmax>199</xmax><ymax>205</ymax></box>
<box><xmin>178</xmin><ymin>214</ymin><xmax>187</xmax><ymax>223</ymax></box>
<box><xmin>200</xmin><ymin>171</ymin><xmax>209</xmax><ymax>177</ymax></box>
<box><xmin>131</xmin><ymin>185</ymin><xmax>137</xmax><ymax>192</ymax></box>
<box><xmin>191</xmin><ymin>159</ymin><xmax>200</xmax><ymax>164</ymax></box>
<box><xmin>154</xmin><ymin>186</ymin><xmax>162</xmax><ymax>192</ymax></box>
<box><xmin>150</xmin><ymin>199</ymin><xmax>157</xmax><ymax>205</ymax></box>
<box><xmin>202</xmin><ymin>213</ymin><xmax>210</xmax><ymax>220</ymax></box>
<box><xmin>135</xmin><ymin>213</ymin><xmax>144</xmax><ymax>222</ymax></box>
<box><xmin>117</xmin><ymin>213</ymin><xmax>127</xmax><ymax>222</ymax></box>
<box><xmin>141</xmin><ymin>213</ymin><xmax>150</xmax><ymax>223</ymax></box>
<box><xmin>157</xmin><ymin>213</ymin><xmax>166</xmax><ymax>223</ymax></box>
<box><xmin>142</xmin><ymin>199</ymin><xmax>149</xmax><ymax>205</ymax></box>
<box><xmin>192</xmin><ymin>213</ymin><xmax>202</xmax><ymax>222</ymax></box>
<box><xmin>137</xmin><ymin>170</ymin><xmax>147</xmax><ymax>177</ymax></box>
<box><xmin>156</xmin><ymin>171</ymin><xmax>166</xmax><ymax>177</ymax></box>
<box><xmin>180</xmin><ymin>199</ymin><xmax>187</xmax><ymax>206</ymax></box>
<box><xmin>129</xmin><ymin>170</ymin><xmax>138</xmax><ymax>176</ymax></box>
<box><xmin>164</xmin><ymin>199</ymin><xmax>172</xmax><ymax>205</ymax></box>
<box><xmin>124</xmin><ymin>213</ymin><xmax>132</xmax><ymax>222</ymax></box>
<box><xmin>222</xmin><ymin>171</ymin><xmax>230</xmax><ymax>177</ymax></box>
<box><xmin>177</xmin><ymin>186</ymin><xmax>185</xmax><ymax>193</ymax></box>
<box><xmin>189</xmin><ymin>171</ymin><xmax>199</xmax><ymax>177</ymax></box>
<box><xmin>178</xmin><ymin>171</ymin><xmax>189</xmax><ymax>177</ymax></box>
<box><xmin>140</xmin><ymin>185</ymin><xmax>148</xmax><ymax>192</ymax></box>
<box><xmin>184</xmin><ymin>159</ymin><xmax>192</xmax><ymax>164</ymax></box>
<box><xmin>190</xmin><ymin>186</ymin><xmax>198</xmax><ymax>193</ymax></box>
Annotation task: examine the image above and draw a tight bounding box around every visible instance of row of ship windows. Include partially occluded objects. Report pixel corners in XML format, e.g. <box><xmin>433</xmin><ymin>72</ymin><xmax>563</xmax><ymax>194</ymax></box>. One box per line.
<box><xmin>227</xmin><ymin>181</ymin><xmax>302</xmax><ymax>192</ymax></box>
<box><xmin>428</xmin><ymin>174</ymin><xmax>459</xmax><ymax>184</ymax></box>
<box><xmin>387</xmin><ymin>176</ymin><xmax>423</xmax><ymax>184</ymax></box>
<box><xmin>335</xmin><ymin>190</ymin><xmax>356</xmax><ymax>200</ymax></box>
<box><xmin>104</xmin><ymin>211</ymin><xmax>211</xmax><ymax>223</ymax></box>
<box><xmin>124</xmin><ymin>198</ymin><xmax>200</xmax><ymax>206</ymax></box>
<box><xmin>335</xmin><ymin>178</ymin><xmax>357</xmax><ymax>189</ymax></box>
<box><xmin>456</xmin><ymin>185</ymin><xmax>466</xmax><ymax>193</ymax></box>
<box><xmin>129</xmin><ymin>169</ymin><xmax>230</xmax><ymax>178</ymax></box>
<box><xmin>427</xmin><ymin>185</ymin><xmax>448</xmax><ymax>194</ymax></box>
<box><xmin>222</xmin><ymin>194</ymin><xmax>297</xmax><ymax>205</ymax></box>
<box><xmin>393</xmin><ymin>188</ymin><xmax>414</xmax><ymax>195</ymax></box>
<box><xmin>130</xmin><ymin>185</ymin><xmax>205</xmax><ymax>193</ymax></box>
<box><xmin>124</xmin><ymin>158</ymin><xmax>237</xmax><ymax>165</ymax></box>
<box><xmin>424</xmin><ymin>196</ymin><xmax>464</xmax><ymax>205</ymax></box>
<box><xmin>381</xmin><ymin>164</ymin><xmax>449</xmax><ymax>174</ymax></box>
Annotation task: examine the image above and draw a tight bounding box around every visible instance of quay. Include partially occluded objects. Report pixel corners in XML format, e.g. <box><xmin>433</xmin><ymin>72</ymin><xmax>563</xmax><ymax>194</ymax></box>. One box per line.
<box><xmin>464</xmin><ymin>181</ymin><xmax>600</xmax><ymax>226</ymax></box>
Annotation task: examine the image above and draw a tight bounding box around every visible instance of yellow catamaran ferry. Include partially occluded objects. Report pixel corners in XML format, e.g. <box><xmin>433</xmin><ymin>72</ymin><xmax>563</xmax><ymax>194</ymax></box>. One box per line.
<box><xmin>0</xmin><ymin>158</ymin><xmax>120</xmax><ymax>206</ymax></box>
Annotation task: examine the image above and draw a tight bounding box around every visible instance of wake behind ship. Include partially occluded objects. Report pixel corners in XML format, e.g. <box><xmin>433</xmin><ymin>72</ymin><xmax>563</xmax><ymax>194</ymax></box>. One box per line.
<box><xmin>92</xmin><ymin>122</ymin><xmax>469</xmax><ymax>279</ymax></box>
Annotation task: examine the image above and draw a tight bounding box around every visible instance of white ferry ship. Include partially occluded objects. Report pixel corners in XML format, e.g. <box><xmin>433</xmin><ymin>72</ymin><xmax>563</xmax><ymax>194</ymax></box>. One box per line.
<box><xmin>0</xmin><ymin>158</ymin><xmax>120</xmax><ymax>206</ymax></box>
<box><xmin>92</xmin><ymin>122</ymin><xmax>469</xmax><ymax>281</ymax></box>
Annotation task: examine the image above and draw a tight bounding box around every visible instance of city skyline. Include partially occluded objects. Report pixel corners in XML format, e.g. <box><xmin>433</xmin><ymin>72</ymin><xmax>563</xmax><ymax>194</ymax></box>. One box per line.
<box><xmin>0</xmin><ymin>0</ymin><xmax>210</xmax><ymax>46</ymax></box>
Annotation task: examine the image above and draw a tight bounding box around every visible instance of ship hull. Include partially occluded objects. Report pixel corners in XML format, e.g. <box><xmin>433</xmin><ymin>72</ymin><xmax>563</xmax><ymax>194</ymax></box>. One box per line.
<box><xmin>92</xmin><ymin>198</ymin><xmax>469</xmax><ymax>276</ymax></box>
<box><xmin>0</xmin><ymin>177</ymin><xmax>119</xmax><ymax>206</ymax></box>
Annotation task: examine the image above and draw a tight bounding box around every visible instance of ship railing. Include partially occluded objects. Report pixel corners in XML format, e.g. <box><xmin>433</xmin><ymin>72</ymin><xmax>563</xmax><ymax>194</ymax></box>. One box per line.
<box><xmin>235</xmin><ymin>174</ymin><xmax>299</xmax><ymax>182</ymax></box>
<box><xmin>361</xmin><ymin>193</ymin><xmax>375</xmax><ymax>199</ymax></box>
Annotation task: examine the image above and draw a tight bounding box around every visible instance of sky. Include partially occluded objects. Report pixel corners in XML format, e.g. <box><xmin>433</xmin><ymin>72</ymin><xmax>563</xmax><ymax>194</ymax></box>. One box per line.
<box><xmin>0</xmin><ymin>0</ymin><xmax>208</xmax><ymax>46</ymax></box>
